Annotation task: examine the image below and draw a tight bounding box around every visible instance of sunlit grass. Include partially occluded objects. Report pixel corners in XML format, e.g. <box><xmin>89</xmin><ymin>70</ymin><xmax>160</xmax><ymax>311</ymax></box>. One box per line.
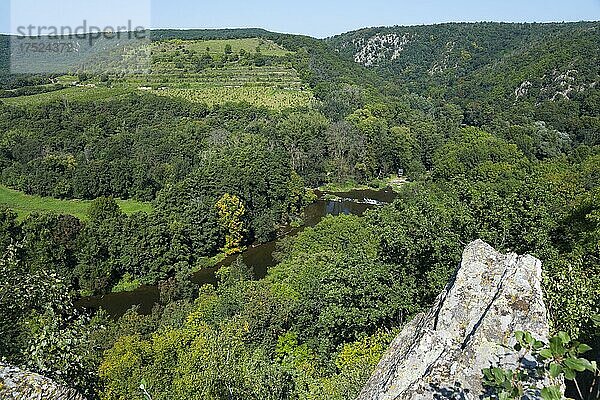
<box><xmin>0</xmin><ymin>185</ymin><xmax>152</xmax><ymax>220</ymax></box>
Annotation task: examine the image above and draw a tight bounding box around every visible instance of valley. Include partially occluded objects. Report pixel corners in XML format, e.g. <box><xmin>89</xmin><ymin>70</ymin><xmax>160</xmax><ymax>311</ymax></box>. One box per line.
<box><xmin>0</xmin><ymin>21</ymin><xmax>598</xmax><ymax>400</ymax></box>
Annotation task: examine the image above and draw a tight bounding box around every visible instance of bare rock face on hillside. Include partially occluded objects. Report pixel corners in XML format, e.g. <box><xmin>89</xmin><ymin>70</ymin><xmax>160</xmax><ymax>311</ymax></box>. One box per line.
<box><xmin>0</xmin><ymin>362</ymin><xmax>85</xmax><ymax>400</ymax></box>
<box><xmin>357</xmin><ymin>240</ymin><xmax>550</xmax><ymax>400</ymax></box>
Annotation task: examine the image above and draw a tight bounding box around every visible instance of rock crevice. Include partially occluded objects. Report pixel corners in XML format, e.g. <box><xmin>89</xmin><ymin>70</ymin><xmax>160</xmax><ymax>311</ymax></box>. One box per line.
<box><xmin>357</xmin><ymin>240</ymin><xmax>549</xmax><ymax>400</ymax></box>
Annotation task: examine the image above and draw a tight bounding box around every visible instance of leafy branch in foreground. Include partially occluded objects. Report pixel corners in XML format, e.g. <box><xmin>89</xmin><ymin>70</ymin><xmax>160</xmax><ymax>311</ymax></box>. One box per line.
<box><xmin>482</xmin><ymin>329</ymin><xmax>599</xmax><ymax>400</ymax></box>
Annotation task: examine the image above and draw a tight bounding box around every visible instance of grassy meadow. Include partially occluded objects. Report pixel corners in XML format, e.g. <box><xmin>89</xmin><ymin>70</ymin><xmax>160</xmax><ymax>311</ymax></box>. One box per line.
<box><xmin>0</xmin><ymin>185</ymin><xmax>152</xmax><ymax>220</ymax></box>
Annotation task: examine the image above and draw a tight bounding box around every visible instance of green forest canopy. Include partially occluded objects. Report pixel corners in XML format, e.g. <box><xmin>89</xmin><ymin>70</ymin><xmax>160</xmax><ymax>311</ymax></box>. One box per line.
<box><xmin>0</xmin><ymin>22</ymin><xmax>598</xmax><ymax>400</ymax></box>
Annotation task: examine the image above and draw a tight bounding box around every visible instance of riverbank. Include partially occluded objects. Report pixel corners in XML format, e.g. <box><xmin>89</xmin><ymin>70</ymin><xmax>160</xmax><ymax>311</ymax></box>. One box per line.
<box><xmin>76</xmin><ymin>188</ymin><xmax>399</xmax><ymax>317</ymax></box>
<box><xmin>318</xmin><ymin>176</ymin><xmax>408</xmax><ymax>194</ymax></box>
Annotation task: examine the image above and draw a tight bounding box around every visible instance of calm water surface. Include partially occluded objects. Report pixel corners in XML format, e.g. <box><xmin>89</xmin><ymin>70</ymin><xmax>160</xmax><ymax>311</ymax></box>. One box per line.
<box><xmin>76</xmin><ymin>189</ymin><xmax>397</xmax><ymax>317</ymax></box>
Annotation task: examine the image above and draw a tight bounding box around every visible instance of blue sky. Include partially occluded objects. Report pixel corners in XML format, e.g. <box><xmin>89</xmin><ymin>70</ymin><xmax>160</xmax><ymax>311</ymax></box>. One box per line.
<box><xmin>1</xmin><ymin>0</ymin><xmax>599</xmax><ymax>38</ymax></box>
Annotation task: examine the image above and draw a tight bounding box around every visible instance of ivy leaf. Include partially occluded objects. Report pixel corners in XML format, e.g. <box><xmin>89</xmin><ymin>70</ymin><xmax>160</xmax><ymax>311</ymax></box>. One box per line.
<box><xmin>576</xmin><ymin>344</ymin><xmax>592</xmax><ymax>354</ymax></box>
<box><xmin>549</xmin><ymin>362</ymin><xmax>562</xmax><ymax>378</ymax></box>
<box><xmin>539</xmin><ymin>348</ymin><xmax>553</xmax><ymax>359</ymax></box>
<box><xmin>541</xmin><ymin>386</ymin><xmax>562</xmax><ymax>400</ymax></box>
<box><xmin>483</xmin><ymin>368</ymin><xmax>494</xmax><ymax>381</ymax></box>
<box><xmin>557</xmin><ymin>331</ymin><xmax>570</xmax><ymax>345</ymax></box>
<box><xmin>564</xmin><ymin>357</ymin><xmax>591</xmax><ymax>372</ymax></box>
<box><xmin>515</xmin><ymin>331</ymin><xmax>525</xmax><ymax>343</ymax></box>
<box><xmin>563</xmin><ymin>367</ymin><xmax>576</xmax><ymax>380</ymax></box>
<box><xmin>533</xmin><ymin>340</ymin><xmax>544</xmax><ymax>350</ymax></box>
<box><xmin>493</xmin><ymin>367</ymin><xmax>506</xmax><ymax>384</ymax></box>
<box><xmin>580</xmin><ymin>358</ymin><xmax>595</xmax><ymax>372</ymax></box>
<box><xmin>549</xmin><ymin>336</ymin><xmax>566</xmax><ymax>357</ymax></box>
<box><xmin>524</xmin><ymin>331</ymin><xmax>534</xmax><ymax>345</ymax></box>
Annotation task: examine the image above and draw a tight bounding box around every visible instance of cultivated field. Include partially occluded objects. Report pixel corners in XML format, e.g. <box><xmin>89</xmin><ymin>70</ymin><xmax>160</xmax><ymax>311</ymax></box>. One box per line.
<box><xmin>154</xmin><ymin>38</ymin><xmax>293</xmax><ymax>57</ymax></box>
<box><xmin>2</xmin><ymin>38</ymin><xmax>314</xmax><ymax>110</ymax></box>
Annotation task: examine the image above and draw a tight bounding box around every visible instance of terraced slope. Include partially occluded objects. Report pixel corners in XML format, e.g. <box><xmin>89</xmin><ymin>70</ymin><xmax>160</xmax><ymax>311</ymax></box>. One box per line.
<box><xmin>1</xmin><ymin>37</ymin><xmax>315</xmax><ymax>110</ymax></box>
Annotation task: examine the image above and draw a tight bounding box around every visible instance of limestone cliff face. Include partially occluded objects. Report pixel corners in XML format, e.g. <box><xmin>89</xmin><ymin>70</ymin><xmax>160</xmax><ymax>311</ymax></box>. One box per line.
<box><xmin>0</xmin><ymin>363</ymin><xmax>85</xmax><ymax>400</ymax></box>
<box><xmin>357</xmin><ymin>240</ymin><xmax>549</xmax><ymax>400</ymax></box>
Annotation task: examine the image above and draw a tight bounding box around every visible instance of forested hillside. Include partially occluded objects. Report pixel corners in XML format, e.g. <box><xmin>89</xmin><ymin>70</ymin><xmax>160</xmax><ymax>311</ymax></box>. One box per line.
<box><xmin>328</xmin><ymin>22</ymin><xmax>599</xmax><ymax>140</ymax></box>
<box><xmin>0</xmin><ymin>22</ymin><xmax>598</xmax><ymax>400</ymax></box>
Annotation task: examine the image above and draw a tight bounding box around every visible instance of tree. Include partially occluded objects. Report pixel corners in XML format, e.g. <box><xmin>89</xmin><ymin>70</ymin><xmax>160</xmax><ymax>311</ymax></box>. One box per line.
<box><xmin>0</xmin><ymin>207</ymin><xmax>20</xmax><ymax>251</ymax></box>
<box><xmin>432</xmin><ymin>127</ymin><xmax>527</xmax><ymax>181</ymax></box>
<box><xmin>20</xmin><ymin>213</ymin><xmax>83</xmax><ymax>285</ymax></box>
<box><xmin>0</xmin><ymin>239</ymin><xmax>103</xmax><ymax>398</ymax></box>
<box><xmin>76</xmin><ymin>198</ymin><xmax>125</xmax><ymax>294</ymax></box>
<box><xmin>276</xmin><ymin>111</ymin><xmax>329</xmax><ymax>185</ymax></box>
<box><xmin>270</xmin><ymin>215</ymin><xmax>420</xmax><ymax>354</ymax></box>
<box><xmin>215</xmin><ymin>193</ymin><xmax>247</xmax><ymax>255</ymax></box>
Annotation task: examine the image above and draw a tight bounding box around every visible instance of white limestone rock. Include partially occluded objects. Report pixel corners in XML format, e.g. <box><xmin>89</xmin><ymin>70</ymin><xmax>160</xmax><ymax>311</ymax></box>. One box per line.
<box><xmin>357</xmin><ymin>240</ymin><xmax>550</xmax><ymax>400</ymax></box>
<box><xmin>0</xmin><ymin>362</ymin><xmax>85</xmax><ymax>400</ymax></box>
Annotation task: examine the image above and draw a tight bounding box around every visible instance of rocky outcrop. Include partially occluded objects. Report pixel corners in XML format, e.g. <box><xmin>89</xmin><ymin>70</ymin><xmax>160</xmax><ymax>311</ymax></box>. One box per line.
<box><xmin>0</xmin><ymin>363</ymin><xmax>85</xmax><ymax>400</ymax></box>
<box><xmin>357</xmin><ymin>240</ymin><xmax>549</xmax><ymax>400</ymax></box>
<box><xmin>351</xmin><ymin>33</ymin><xmax>413</xmax><ymax>66</ymax></box>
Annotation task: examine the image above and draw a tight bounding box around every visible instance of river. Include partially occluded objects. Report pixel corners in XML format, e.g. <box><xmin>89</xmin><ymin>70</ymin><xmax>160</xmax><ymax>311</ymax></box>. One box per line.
<box><xmin>76</xmin><ymin>188</ymin><xmax>398</xmax><ymax>317</ymax></box>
